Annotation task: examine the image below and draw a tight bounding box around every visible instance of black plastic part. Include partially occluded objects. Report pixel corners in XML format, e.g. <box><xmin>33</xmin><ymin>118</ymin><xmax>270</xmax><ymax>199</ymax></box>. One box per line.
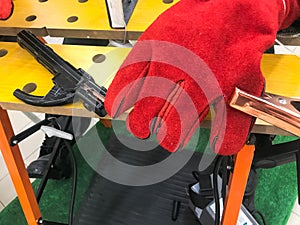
<box><xmin>15</xmin><ymin>30</ymin><xmax>107</xmax><ymax>117</ymax></box>
<box><xmin>30</xmin><ymin>116</ymin><xmax>77</xmax><ymax>225</ymax></box>
<box><xmin>253</xmin><ymin>138</ymin><xmax>300</xmax><ymax>169</ymax></box>
<box><xmin>36</xmin><ymin>117</ymin><xmax>72</xmax><ymax>202</ymax></box>
<box><xmin>17</xmin><ymin>30</ymin><xmax>78</xmax><ymax>80</ymax></box>
<box><xmin>188</xmin><ymin>174</ymin><xmax>214</xmax><ymax>209</ymax></box>
<box><xmin>243</xmin><ymin>169</ymin><xmax>258</xmax><ymax>212</ymax></box>
<box><xmin>76</xmin><ymin>88</ymin><xmax>107</xmax><ymax>117</ymax></box>
<box><xmin>73</xmin><ymin>134</ymin><xmax>202</xmax><ymax>225</ymax></box>
<box><xmin>38</xmin><ymin>220</ymin><xmax>67</xmax><ymax>225</ymax></box>
<box><xmin>27</xmin><ymin>153</ymin><xmax>71</xmax><ymax>180</ymax></box>
<box><xmin>10</xmin><ymin>118</ymin><xmax>52</xmax><ymax>146</ymax></box>
<box><xmin>13</xmin><ymin>87</ymin><xmax>74</xmax><ymax>107</ymax></box>
<box><xmin>63</xmin><ymin>38</ymin><xmax>109</xmax><ymax>46</ymax></box>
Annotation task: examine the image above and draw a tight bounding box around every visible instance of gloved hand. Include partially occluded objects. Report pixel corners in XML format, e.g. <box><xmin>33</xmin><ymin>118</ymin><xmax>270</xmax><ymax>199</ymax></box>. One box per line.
<box><xmin>0</xmin><ymin>0</ymin><xmax>13</xmax><ymax>20</ymax></box>
<box><xmin>105</xmin><ymin>0</ymin><xmax>300</xmax><ymax>155</ymax></box>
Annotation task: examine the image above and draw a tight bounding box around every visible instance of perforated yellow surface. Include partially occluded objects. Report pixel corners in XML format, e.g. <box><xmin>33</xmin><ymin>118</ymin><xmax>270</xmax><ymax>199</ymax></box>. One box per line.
<box><xmin>0</xmin><ymin>0</ymin><xmax>178</xmax><ymax>39</ymax></box>
<box><xmin>1</xmin><ymin>42</ymin><xmax>300</xmax><ymax>134</ymax></box>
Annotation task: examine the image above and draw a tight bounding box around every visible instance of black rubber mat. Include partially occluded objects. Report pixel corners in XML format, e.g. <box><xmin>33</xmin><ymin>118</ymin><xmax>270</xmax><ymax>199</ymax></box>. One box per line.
<box><xmin>74</xmin><ymin>134</ymin><xmax>202</xmax><ymax>225</ymax></box>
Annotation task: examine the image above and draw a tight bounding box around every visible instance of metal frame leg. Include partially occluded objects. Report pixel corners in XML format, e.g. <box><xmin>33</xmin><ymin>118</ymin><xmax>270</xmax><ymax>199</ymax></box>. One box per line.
<box><xmin>0</xmin><ymin>107</ymin><xmax>41</xmax><ymax>225</ymax></box>
<box><xmin>222</xmin><ymin>144</ymin><xmax>255</xmax><ymax>225</ymax></box>
<box><xmin>0</xmin><ymin>105</ymin><xmax>257</xmax><ymax>225</ymax></box>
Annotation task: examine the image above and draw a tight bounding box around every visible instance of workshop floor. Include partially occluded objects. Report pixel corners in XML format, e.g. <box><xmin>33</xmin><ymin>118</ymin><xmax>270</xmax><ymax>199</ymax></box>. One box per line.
<box><xmin>0</xmin><ymin>44</ymin><xmax>300</xmax><ymax>224</ymax></box>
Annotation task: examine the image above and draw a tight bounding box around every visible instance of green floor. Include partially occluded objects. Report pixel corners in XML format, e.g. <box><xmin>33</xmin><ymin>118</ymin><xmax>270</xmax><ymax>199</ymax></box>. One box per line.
<box><xmin>0</xmin><ymin>121</ymin><xmax>298</xmax><ymax>225</ymax></box>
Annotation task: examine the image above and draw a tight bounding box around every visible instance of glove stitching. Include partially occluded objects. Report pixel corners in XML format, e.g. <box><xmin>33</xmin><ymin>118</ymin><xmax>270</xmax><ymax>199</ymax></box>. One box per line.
<box><xmin>181</xmin><ymin>105</ymin><xmax>210</xmax><ymax>150</ymax></box>
<box><xmin>153</xmin><ymin>80</ymin><xmax>185</xmax><ymax>134</ymax></box>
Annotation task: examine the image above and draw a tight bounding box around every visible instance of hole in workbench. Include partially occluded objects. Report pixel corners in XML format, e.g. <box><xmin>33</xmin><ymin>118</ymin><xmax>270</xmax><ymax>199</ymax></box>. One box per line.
<box><xmin>0</xmin><ymin>49</ymin><xmax>8</xmax><ymax>57</ymax></box>
<box><xmin>162</xmin><ymin>0</ymin><xmax>173</xmax><ymax>3</ymax></box>
<box><xmin>78</xmin><ymin>0</ymin><xmax>88</xmax><ymax>2</ymax></box>
<box><xmin>26</xmin><ymin>15</ymin><xmax>37</xmax><ymax>22</ymax></box>
<box><xmin>67</xmin><ymin>16</ymin><xmax>78</xmax><ymax>23</ymax></box>
<box><xmin>92</xmin><ymin>54</ymin><xmax>106</xmax><ymax>63</ymax></box>
<box><xmin>22</xmin><ymin>83</ymin><xmax>37</xmax><ymax>94</ymax></box>
<box><xmin>39</xmin><ymin>0</ymin><xmax>48</xmax><ymax>2</ymax></box>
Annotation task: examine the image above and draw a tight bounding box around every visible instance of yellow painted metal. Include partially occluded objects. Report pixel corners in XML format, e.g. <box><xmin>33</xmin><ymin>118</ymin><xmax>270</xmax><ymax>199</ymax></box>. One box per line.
<box><xmin>0</xmin><ymin>0</ymin><xmax>178</xmax><ymax>39</ymax></box>
<box><xmin>1</xmin><ymin>41</ymin><xmax>300</xmax><ymax>131</ymax></box>
<box><xmin>261</xmin><ymin>54</ymin><xmax>300</xmax><ymax>97</ymax></box>
<box><xmin>127</xmin><ymin>0</ymin><xmax>178</xmax><ymax>32</ymax></box>
<box><xmin>1</xmin><ymin>41</ymin><xmax>298</xmax><ymax>225</ymax></box>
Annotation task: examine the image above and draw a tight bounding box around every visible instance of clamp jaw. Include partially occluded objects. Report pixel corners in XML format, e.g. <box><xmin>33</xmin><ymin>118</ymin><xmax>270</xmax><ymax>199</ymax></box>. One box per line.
<box><xmin>230</xmin><ymin>87</ymin><xmax>300</xmax><ymax>137</ymax></box>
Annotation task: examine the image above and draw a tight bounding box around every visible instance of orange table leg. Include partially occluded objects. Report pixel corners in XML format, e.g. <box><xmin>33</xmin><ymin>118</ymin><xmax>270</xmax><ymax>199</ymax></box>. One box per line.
<box><xmin>222</xmin><ymin>144</ymin><xmax>255</xmax><ymax>225</ymax></box>
<box><xmin>0</xmin><ymin>107</ymin><xmax>41</xmax><ymax>225</ymax></box>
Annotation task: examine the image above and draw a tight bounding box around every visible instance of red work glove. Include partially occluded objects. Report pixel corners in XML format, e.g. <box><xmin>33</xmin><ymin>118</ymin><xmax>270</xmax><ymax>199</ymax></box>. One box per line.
<box><xmin>105</xmin><ymin>0</ymin><xmax>300</xmax><ymax>155</ymax></box>
<box><xmin>0</xmin><ymin>0</ymin><xmax>13</xmax><ymax>20</ymax></box>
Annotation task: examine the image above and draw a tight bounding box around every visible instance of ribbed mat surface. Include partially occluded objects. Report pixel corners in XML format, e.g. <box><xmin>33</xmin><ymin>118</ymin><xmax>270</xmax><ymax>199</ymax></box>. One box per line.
<box><xmin>74</xmin><ymin>135</ymin><xmax>202</xmax><ymax>225</ymax></box>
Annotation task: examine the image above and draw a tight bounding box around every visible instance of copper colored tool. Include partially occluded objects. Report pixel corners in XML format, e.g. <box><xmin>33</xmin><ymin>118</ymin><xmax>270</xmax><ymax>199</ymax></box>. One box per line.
<box><xmin>230</xmin><ymin>88</ymin><xmax>300</xmax><ymax>137</ymax></box>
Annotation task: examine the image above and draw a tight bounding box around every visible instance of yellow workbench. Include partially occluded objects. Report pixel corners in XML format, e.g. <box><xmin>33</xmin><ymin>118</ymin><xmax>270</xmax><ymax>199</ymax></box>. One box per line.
<box><xmin>0</xmin><ymin>0</ymin><xmax>178</xmax><ymax>40</ymax></box>
<box><xmin>1</xmin><ymin>41</ymin><xmax>300</xmax><ymax>225</ymax></box>
<box><xmin>1</xmin><ymin>1</ymin><xmax>300</xmax><ymax>224</ymax></box>
<box><xmin>0</xmin><ymin>41</ymin><xmax>299</xmax><ymax>134</ymax></box>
